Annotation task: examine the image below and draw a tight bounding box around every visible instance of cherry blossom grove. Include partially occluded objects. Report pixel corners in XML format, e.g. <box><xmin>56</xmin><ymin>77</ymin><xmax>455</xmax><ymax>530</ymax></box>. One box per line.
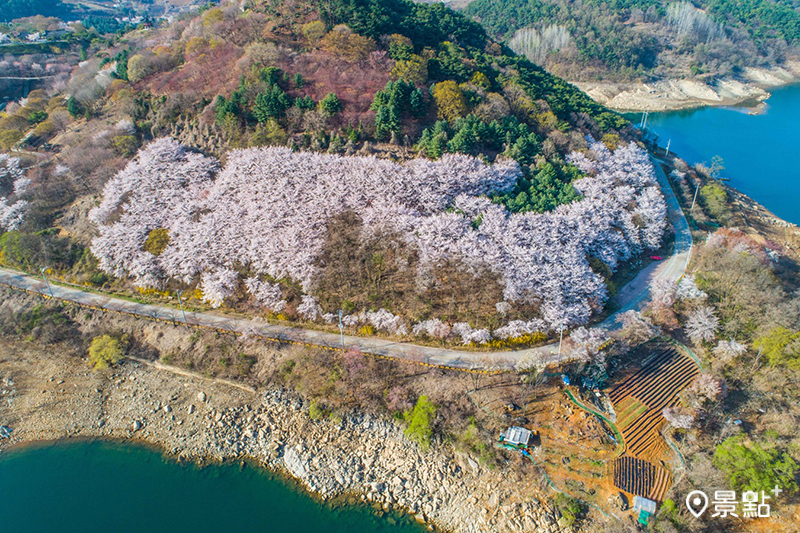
<box><xmin>0</xmin><ymin>154</ymin><xmax>28</xmax><ymax>232</ymax></box>
<box><xmin>90</xmin><ymin>136</ymin><xmax>667</xmax><ymax>331</ymax></box>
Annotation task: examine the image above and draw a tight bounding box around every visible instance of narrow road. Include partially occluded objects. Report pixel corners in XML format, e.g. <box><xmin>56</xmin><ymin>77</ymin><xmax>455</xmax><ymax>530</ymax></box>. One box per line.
<box><xmin>598</xmin><ymin>156</ymin><xmax>693</xmax><ymax>328</ymax></box>
<box><xmin>0</xmin><ymin>157</ymin><xmax>691</xmax><ymax>371</ymax></box>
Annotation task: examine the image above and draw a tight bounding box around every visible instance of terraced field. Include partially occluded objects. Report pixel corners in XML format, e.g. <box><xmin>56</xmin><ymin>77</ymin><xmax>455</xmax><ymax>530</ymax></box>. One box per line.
<box><xmin>608</xmin><ymin>347</ymin><xmax>699</xmax><ymax>502</ymax></box>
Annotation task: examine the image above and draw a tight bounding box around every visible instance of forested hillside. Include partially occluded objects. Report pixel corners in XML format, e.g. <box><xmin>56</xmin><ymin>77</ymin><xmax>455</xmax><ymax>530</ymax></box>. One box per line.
<box><xmin>0</xmin><ymin>0</ymin><xmax>671</xmax><ymax>347</ymax></box>
<box><xmin>463</xmin><ymin>0</ymin><xmax>800</xmax><ymax>82</ymax></box>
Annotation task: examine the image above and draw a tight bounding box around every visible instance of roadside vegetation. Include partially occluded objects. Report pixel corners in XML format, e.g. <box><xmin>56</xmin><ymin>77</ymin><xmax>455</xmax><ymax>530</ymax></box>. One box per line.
<box><xmin>88</xmin><ymin>333</ymin><xmax>128</xmax><ymax>369</ymax></box>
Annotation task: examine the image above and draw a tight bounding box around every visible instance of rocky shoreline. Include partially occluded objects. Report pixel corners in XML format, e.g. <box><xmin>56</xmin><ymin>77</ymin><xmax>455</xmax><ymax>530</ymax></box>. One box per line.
<box><xmin>575</xmin><ymin>62</ymin><xmax>800</xmax><ymax>112</ymax></box>
<box><xmin>0</xmin><ymin>343</ymin><xmax>567</xmax><ymax>533</ymax></box>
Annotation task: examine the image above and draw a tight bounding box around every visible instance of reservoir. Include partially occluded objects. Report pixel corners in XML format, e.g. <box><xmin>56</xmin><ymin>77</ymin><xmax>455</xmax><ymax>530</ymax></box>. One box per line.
<box><xmin>628</xmin><ymin>83</ymin><xmax>800</xmax><ymax>224</ymax></box>
<box><xmin>0</xmin><ymin>440</ymin><xmax>424</xmax><ymax>533</ymax></box>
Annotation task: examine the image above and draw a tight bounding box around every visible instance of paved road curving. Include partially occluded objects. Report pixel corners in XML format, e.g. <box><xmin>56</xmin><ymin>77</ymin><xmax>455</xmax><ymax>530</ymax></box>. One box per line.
<box><xmin>0</xmin><ymin>157</ymin><xmax>691</xmax><ymax>371</ymax></box>
<box><xmin>598</xmin><ymin>156</ymin><xmax>693</xmax><ymax>327</ymax></box>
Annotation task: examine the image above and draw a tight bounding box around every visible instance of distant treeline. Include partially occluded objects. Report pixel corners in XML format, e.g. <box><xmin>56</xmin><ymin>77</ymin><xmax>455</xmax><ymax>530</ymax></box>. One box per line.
<box><xmin>463</xmin><ymin>0</ymin><xmax>800</xmax><ymax>81</ymax></box>
<box><xmin>82</xmin><ymin>15</ymin><xmax>135</xmax><ymax>35</ymax></box>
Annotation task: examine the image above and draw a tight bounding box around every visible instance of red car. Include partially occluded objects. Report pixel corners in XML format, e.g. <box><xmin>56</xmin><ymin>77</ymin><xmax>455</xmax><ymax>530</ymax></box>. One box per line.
<box><xmin>650</xmin><ymin>255</ymin><xmax>663</xmax><ymax>261</ymax></box>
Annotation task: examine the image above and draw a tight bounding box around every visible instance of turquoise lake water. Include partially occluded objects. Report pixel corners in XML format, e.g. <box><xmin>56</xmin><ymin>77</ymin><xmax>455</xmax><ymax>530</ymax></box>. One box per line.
<box><xmin>0</xmin><ymin>440</ymin><xmax>425</xmax><ymax>533</ymax></box>
<box><xmin>627</xmin><ymin>83</ymin><xmax>800</xmax><ymax>224</ymax></box>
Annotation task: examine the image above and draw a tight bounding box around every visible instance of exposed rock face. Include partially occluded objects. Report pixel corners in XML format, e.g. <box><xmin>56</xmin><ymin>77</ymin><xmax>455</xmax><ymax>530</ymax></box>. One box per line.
<box><xmin>283</xmin><ymin>447</ymin><xmax>307</xmax><ymax>481</ymax></box>
<box><xmin>577</xmin><ymin>78</ymin><xmax>768</xmax><ymax>112</ymax></box>
<box><xmin>575</xmin><ymin>63</ymin><xmax>800</xmax><ymax>112</ymax></box>
<box><xmin>0</xmin><ymin>348</ymin><xmax>566</xmax><ymax>533</ymax></box>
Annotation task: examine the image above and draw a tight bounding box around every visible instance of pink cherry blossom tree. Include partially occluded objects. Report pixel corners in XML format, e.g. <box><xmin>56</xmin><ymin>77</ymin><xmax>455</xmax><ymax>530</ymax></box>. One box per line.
<box><xmin>713</xmin><ymin>339</ymin><xmax>747</xmax><ymax>365</ymax></box>
<box><xmin>685</xmin><ymin>306</ymin><xmax>720</xmax><ymax>344</ymax></box>
<box><xmin>663</xmin><ymin>406</ymin><xmax>696</xmax><ymax>430</ymax></box>
<box><xmin>617</xmin><ymin>310</ymin><xmax>661</xmax><ymax>345</ymax></box>
<box><xmin>0</xmin><ymin>154</ymin><xmax>28</xmax><ymax>231</ymax></box>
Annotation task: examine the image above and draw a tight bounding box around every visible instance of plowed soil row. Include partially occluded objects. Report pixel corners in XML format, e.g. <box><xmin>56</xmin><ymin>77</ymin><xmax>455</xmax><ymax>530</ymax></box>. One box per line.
<box><xmin>612</xmin><ymin>455</ymin><xmax>673</xmax><ymax>501</ymax></box>
<box><xmin>615</xmin><ymin>397</ymin><xmax>647</xmax><ymax>432</ymax></box>
<box><xmin>608</xmin><ymin>347</ymin><xmax>699</xmax><ymax>502</ymax></box>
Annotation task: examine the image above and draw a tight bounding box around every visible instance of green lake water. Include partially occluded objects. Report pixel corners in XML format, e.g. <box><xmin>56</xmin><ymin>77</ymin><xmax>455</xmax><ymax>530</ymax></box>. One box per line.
<box><xmin>626</xmin><ymin>83</ymin><xmax>800</xmax><ymax>224</ymax></box>
<box><xmin>0</xmin><ymin>440</ymin><xmax>425</xmax><ymax>533</ymax></box>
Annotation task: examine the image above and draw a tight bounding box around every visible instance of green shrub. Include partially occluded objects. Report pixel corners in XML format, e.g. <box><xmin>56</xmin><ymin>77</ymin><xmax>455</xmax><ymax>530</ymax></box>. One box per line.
<box><xmin>88</xmin><ymin>334</ymin><xmax>128</xmax><ymax>370</ymax></box>
<box><xmin>253</xmin><ymin>84</ymin><xmax>292</xmax><ymax>121</ymax></box>
<box><xmin>114</xmin><ymin>49</ymin><xmax>129</xmax><ymax>81</ymax></box>
<box><xmin>0</xmin><ymin>129</ymin><xmax>23</xmax><ymax>150</ymax></box>
<box><xmin>403</xmin><ymin>395</ymin><xmax>436</xmax><ymax>449</ymax></box>
<box><xmin>713</xmin><ymin>435</ymin><xmax>799</xmax><ymax>494</ymax></box>
<box><xmin>251</xmin><ymin>119</ymin><xmax>288</xmax><ymax>146</ymax></box>
<box><xmin>143</xmin><ymin>228</ymin><xmax>170</xmax><ymax>256</ymax></box>
<box><xmin>28</xmin><ymin>110</ymin><xmax>48</xmax><ymax>124</ymax></box>
<box><xmin>600</xmin><ymin>133</ymin><xmax>620</xmax><ymax>151</ymax></box>
<box><xmin>753</xmin><ymin>327</ymin><xmax>800</xmax><ymax>369</ymax></box>
<box><xmin>701</xmin><ymin>183</ymin><xmax>728</xmax><ymax>220</ymax></box>
<box><xmin>15</xmin><ymin>304</ymin><xmax>68</xmax><ymax>333</ymax></box>
<box><xmin>309</xmin><ymin>400</ymin><xmax>330</xmax><ymax>420</ymax></box>
<box><xmin>554</xmin><ymin>493</ymin><xmax>583</xmax><ymax>527</ymax></box>
<box><xmin>33</xmin><ymin>119</ymin><xmax>55</xmax><ymax>137</ymax></box>
<box><xmin>87</xmin><ymin>271</ymin><xmax>110</xmax><ymax>287</ymax></box>
<box><xmin>357</xmin><ymin>324</ymin><xmax>375</xmax><ymax>336</ymax></box>
<box><xmin>319</xmin><ymin>92</ymin><xmax>342</xmax><ymax>115</ymax></box>
<box><xmin>127</xmin><ymin>54</ymin><xmax>153</xmax><ymax>83</ymax></box>
<box><xmin>67</xmin><ymin>96</ymin><xmax>84</xmax><ymax>118</ymax></box>
<box><xmin>294</xmin><ymin>96</ymin><xmax>316</xmax><ymax>110</ymax></box>
<box><xmin>112</xmin><ymin>135</ymin><xmax>139</xmax><ymax>158</ymax></box>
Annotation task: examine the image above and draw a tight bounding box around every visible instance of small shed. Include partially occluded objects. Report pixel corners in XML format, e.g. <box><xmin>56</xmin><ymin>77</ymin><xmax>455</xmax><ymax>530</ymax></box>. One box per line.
<box><xmin>633</xmin><ymin>496</ymin><xmax>657</xmax><ymax>525</ymax></box>
<box><xmin>500</xmin><ymin>426</ymin><xmax>535</xmax><ymax>449</ymax></box>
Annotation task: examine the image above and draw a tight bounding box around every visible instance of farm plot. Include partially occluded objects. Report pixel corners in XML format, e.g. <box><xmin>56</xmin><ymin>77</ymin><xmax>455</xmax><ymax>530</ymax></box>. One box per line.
<box><xmin>614</xmin><ymin>396</ymin><xmax>647</xmax><ymax>432</ymax></box>
<box><xmin>607</xmin><ymin>346</ymin><xmax>699</xmax><ymax>501</ymax></box>
<box><xmin>612</xmin><ymin>455</ymin><xmax>672</xmax><ymax>502</ymax></box>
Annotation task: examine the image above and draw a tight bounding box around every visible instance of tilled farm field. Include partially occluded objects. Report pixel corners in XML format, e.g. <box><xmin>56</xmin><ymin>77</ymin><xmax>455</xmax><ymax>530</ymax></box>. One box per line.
<box><xmin>608</xmin><ymin>346</ymin><xmax>699</xmax><ymax>502</ymax></box>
